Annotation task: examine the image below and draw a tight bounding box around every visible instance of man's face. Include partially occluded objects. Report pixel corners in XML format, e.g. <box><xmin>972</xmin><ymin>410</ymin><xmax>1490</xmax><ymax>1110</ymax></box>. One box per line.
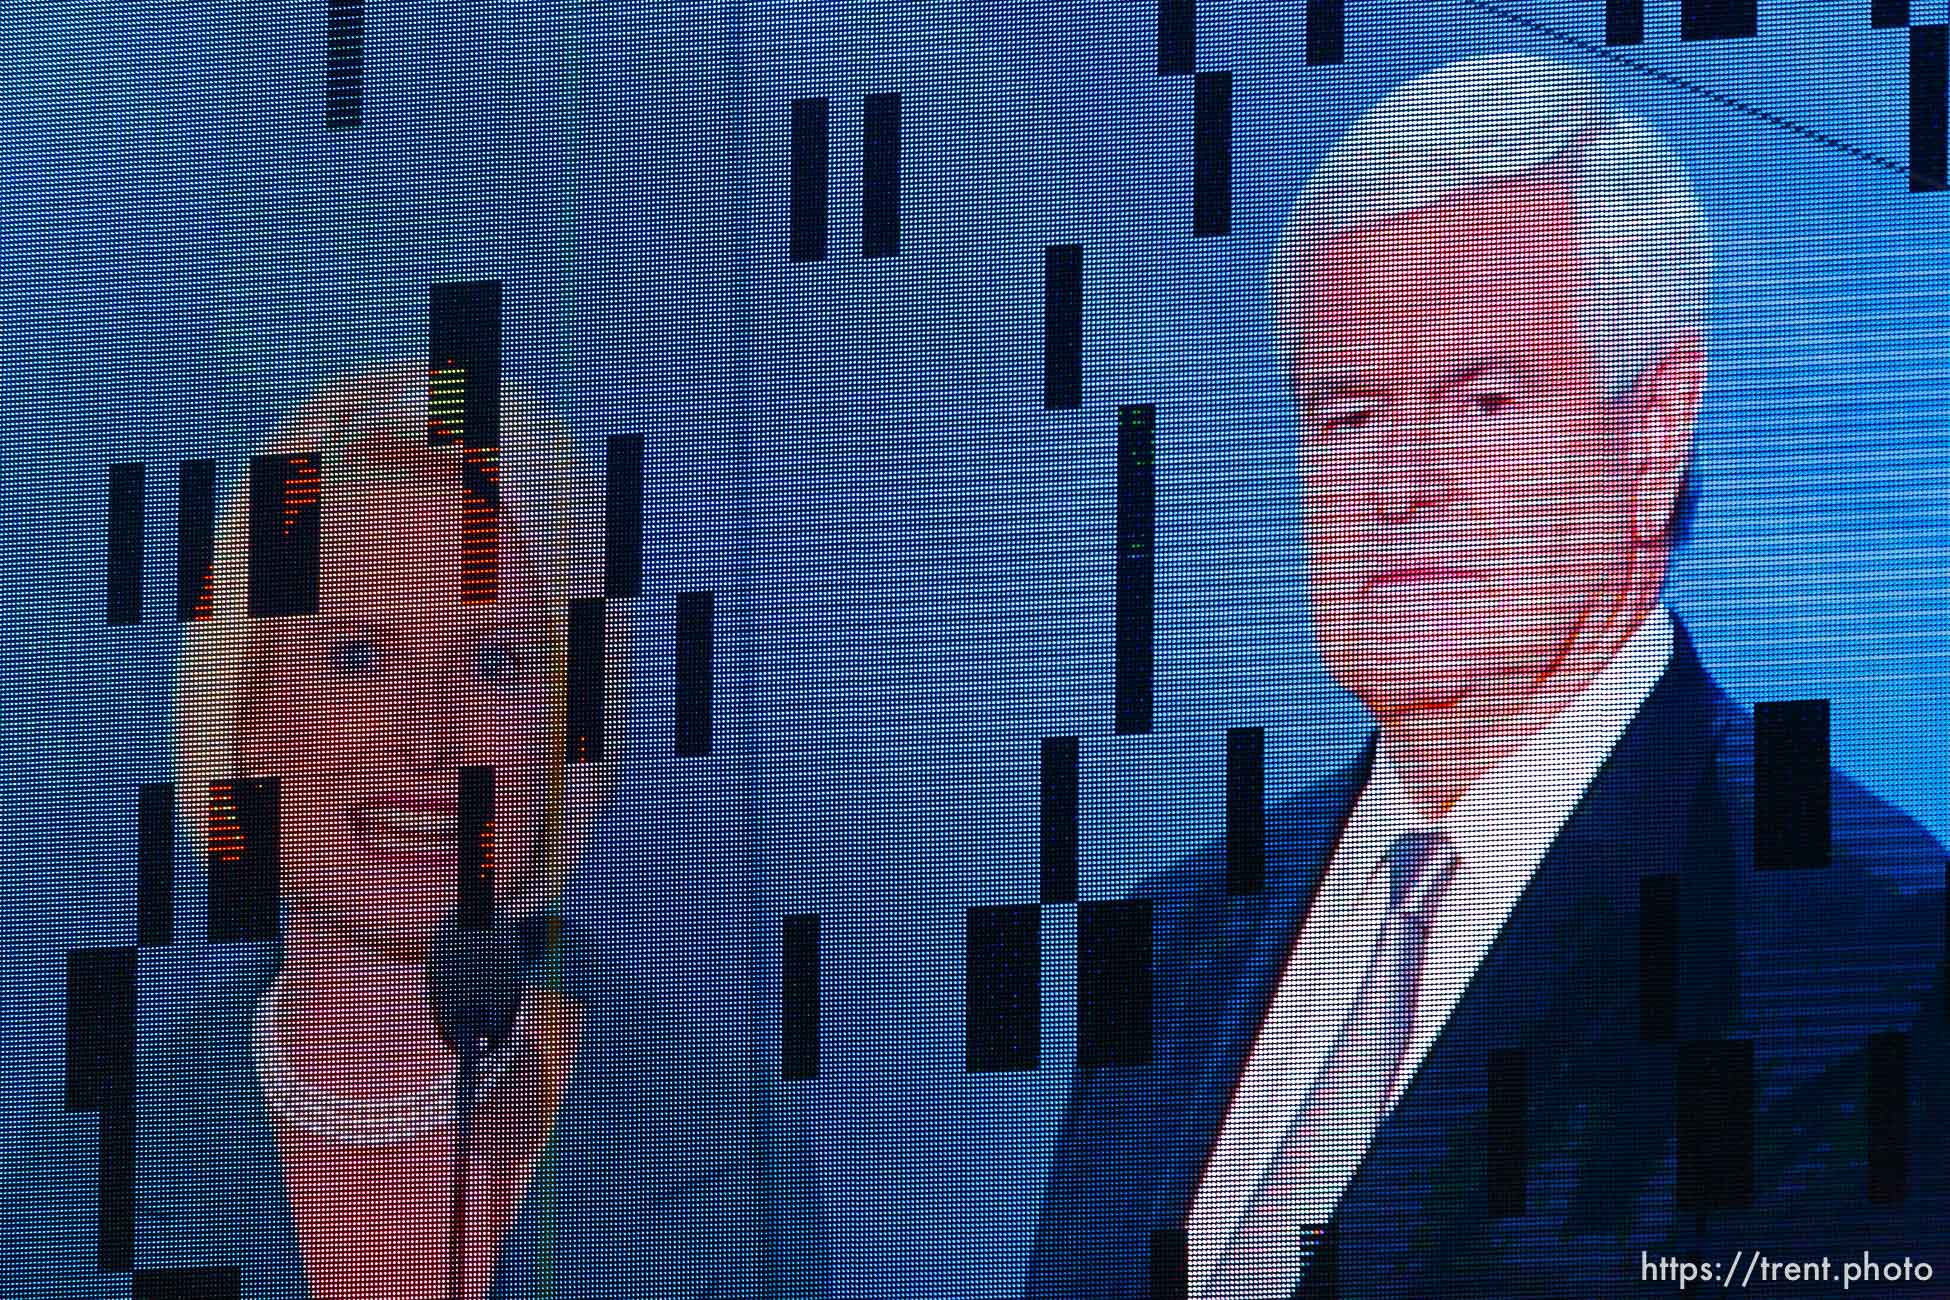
<box><xmin>1291</xmin><ymin>172</ymin><xmax>1647</xmax><ymax>720</ymax></box>
<box><xmin>234</xmin><ymin>443</ymin><xmax>556</xmax><ymax>963</ymax></box>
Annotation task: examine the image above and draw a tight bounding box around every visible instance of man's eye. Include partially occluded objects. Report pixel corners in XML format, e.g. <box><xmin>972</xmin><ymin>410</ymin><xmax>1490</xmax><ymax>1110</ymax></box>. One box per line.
<box><xmin>1315</xmin><ymin>406</ymin><xmax>1372</xmax><ymax>433</ymax></box>
<box><xmin>1469</xmin><ymin>392</ymin><xmax>1513</xmax><ymax>417</ymax></box>
<box><xmin>333</xmin><ymin>639</ymin><xmax>379</xmax><ymax>675</ymax></box>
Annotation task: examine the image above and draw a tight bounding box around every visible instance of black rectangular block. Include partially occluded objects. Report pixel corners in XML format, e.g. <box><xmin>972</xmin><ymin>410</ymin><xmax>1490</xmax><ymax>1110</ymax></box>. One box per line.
<box><xmin>176</xmin><ymin>459</ymin><xmax>215</xmax><ymax>623</ymax></box>
<box><xmin>1912</xmin><ymin>26</ymin><xmax>1948</xmax><ymax>191</ymax></box>
<box><xmin>326</xmin><ymin>0</ymin><xmax>365</xmax><ymax>130</ymax></box>
<box><xmin>108</xmin><ymin>463</ymin><xmax>144</xmax><ymax>625</ymax></box>
<box><xmin>1149</xmin><ymin>1227</ymin><xmax>1188</xmax><ymax>1300</ymax></box>
<box><xmin>1638</xmin><ymin>872</ymin><xmax>1678</xmax><ymax>1042</ymax></box>
<box><xmin>862</xmin><ymin>92</ymin><xmax>901</xmax><ymax>258</ymax></box>
<box><xmin>459</xmin><ymin>443</ymin><xmax>499</xmax><ymax>604</ymax></box>
<box><xmin>567</xmin><ymin>597</ymin><xmax>605</xmax><ymax>763</ymax></box>
<box><xmin>208</xmin><ymin>778</ymin><xmax>279</xmax><ymax>943</ymax></box>
<box><xmin>782</xmin><ymin>914</ymin><xmax>820</xmax><ymax>1080</ymax></box>
<box><xmin>1486</xmin><ymin>1047</ymin><xmax>1526</xmax><ymax>1216</ymax></box>
<box><xmin>1158</xmin><ymin>0</ymin><xmax>1195</xmax><ymax>74</ymax></box>
<box><xmin>604</xmin><ymin>433</ymin><xmax>644</xmax><ymax>599</ymax></box>
<box><xmin>1226</xmin><ymin>727</ymin><xmax>1265</xmax><ymax>896</ymax></box>
<box><xmin>458</xmin><ymin>765</ymin><xmax>493</xmax><ymax>930</ymax></box>
<box><xmin>1867</xmin><ymin>1029</ymin><xmax>1908</xmax><ymax>1204</ymax></box>
<box><xmin>1078</xmin><ymin>899</ymin><xmax>1151</xmax><ymax>1067</ymax></box>
<box><xmin>1675</xmin><ymin>1038</ymin><xmax>1754</xmax><ymax>1212</ymax></box>
<box><xmin>1115</xmin><ymin>404</ymin><xmax>1156</xmax><ymax>736</ymax></box>
<box><xmin>1682</xmin><ymin>0</ymin><xmax>1756</xmax><ymax>39</ymax></box>
<box><xmin>1044</xmin><ymin>244</ymin><xmax>1082</xmax><ymax>411</ymax></box>
<box><xmin>1292</xmin><ymin>1223</ymin><xmax>1337</xmax><ymax>1298</ymax></box>
<box><xmin>247</xmin><ymin>454</ymin><xmax>320</xmax><ymax>619</ymax></box>
<box><xmin>676</xmin><ymin>592</ymin><xmax>713</xmax><ymax>757</ymax></box>
<box><xmin>99</xmin><ymin>1087</ymin><xmax>133</xmax><ymax>1270</ymax></box>
<box><xmin>1607</xmin><ymin>0</ymin><xmax>1646</xmax><ymax>42</ymax></box>
<box><xmin>1040</xmin><ymin>737</ymin><xmax>1080</xmax><ymax>904</ymax></box>
<box><xmin>1306</xmin><ymin>0</ymin><xmax>1343</xmax><ymax>64</ymax></box>
<box><xmin>66</xmin><ymin>946</ymin><xmax>136</xmax><ymax>1113</ymax></box>
<box><xmin>1754</xmin><ymin>699</ymin><xmax>1829</xmax><ymax>870</ymax></box>
<box><xmin>966</xmin><ymin>904</ymin><xmax>1041</xmax><ymax>1072</ymax></box>
<box><xmin>790</xmin><ymin>97</ymin><xmax>829</xmax><ymax>263</ymax></box>
<box><xmin>139</xmin><ymin>782</ymin><xmax>175</xmax><ymax>947</ymax></box>
<box><xmin>1873</xmin><ymin>0</ymin><xmax>1908</xmax><ymax>28</ymax></box>
<box><xmin>134</xmin><ymin>1268</ymin><xmax>243</xmax><ymax>1300</ymax></box>
<box><xmin>1193</xmin><ymin>72</ymin><xmax>1232</xmax><ymax>237</ymax></box>
<box><xmin>429</xmin><ymin>280</ymin><xmax>502</xmax><ymax>449</ymax></box>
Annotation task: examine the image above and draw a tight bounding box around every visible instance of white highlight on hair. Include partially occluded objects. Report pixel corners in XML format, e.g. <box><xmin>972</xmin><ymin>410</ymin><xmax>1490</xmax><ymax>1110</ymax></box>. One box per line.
<box><xmin>1269</xmin><ymin>52</ymin><xmax>1711</xmax><ymax>400</ymax></box>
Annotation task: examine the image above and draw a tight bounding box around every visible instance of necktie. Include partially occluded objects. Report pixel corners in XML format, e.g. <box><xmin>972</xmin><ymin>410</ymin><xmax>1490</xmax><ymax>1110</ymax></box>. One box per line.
<box><xmin>1202</xmin><ymin>828</ymin><xmax>1459</xmax><ymax>1299</ymax></box>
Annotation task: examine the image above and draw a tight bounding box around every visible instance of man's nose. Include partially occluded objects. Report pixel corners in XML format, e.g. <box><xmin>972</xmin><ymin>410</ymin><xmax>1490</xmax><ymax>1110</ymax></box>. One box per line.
<box><xmin>1371</xmin><ymin>406</ymin><xmax>1454</xmax><ymax>519</ymax></box>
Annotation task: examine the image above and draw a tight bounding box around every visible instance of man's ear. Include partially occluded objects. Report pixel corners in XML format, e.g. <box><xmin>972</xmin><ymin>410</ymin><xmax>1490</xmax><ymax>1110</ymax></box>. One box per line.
<box><xmin>1623</xmin><ymin>333</ymin><xmax>1706</xmax><ymax>547</ymax></box>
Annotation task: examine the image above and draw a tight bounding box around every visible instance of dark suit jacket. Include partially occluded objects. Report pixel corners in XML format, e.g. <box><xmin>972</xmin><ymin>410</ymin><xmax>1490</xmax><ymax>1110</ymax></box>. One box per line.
<box><xmin>2</xmin><ymin>918</ymin><xmax>829</xmax><ymax>1298</ymax></box>
<box><xmin>1028</xmin><ymin>621</ymin><xmax>1949</xmax><ymax>1298</ymax></box>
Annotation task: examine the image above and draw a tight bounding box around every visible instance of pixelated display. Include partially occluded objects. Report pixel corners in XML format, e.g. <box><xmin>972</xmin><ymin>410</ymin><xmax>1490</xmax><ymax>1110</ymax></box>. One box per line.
<box><xmin>4</xmin><ymin>1</ymin><xmax>1950</xmax><ymax>1297</ymax></box>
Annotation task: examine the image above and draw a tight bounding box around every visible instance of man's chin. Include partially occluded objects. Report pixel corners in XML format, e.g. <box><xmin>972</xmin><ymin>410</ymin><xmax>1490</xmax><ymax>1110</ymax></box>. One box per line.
<box><xmin>1333</xmin><ymin>659</ymin><xmax>1476</xmax><ymax>720</ymax></box>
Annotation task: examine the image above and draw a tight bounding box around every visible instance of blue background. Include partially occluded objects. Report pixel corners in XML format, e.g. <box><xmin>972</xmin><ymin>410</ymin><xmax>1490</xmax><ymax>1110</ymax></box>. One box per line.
<box><xmin>2</xmin><ymin>0</ymin><xmax>1947</xmax><ymax>1291</ymax></box>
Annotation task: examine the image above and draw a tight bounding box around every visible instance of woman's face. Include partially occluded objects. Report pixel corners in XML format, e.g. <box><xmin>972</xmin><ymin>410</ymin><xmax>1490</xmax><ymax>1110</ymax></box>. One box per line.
<box><xmin>234</xmin><ymin>444</ymin><xmax>556</xmax><ymax>962</ymax></box>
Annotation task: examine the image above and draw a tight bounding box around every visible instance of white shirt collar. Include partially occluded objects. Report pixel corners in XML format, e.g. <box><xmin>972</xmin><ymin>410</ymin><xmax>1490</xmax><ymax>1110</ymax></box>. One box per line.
<box><xmin>1354</xmin><ymin>604</ymin><xmax>1677</xmax><ymax>872</ymax></box>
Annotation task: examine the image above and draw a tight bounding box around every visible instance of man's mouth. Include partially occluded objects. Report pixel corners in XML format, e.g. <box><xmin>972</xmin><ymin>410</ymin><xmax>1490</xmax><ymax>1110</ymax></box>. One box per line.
<box><xmin>349</xmin><ymin>802</ymin><xmax>459</xmax><ymax>857</ymax></box>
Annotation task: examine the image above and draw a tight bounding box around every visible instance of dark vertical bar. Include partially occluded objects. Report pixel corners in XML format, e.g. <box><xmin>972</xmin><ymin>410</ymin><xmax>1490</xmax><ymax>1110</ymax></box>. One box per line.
<box><xmin>1682</xmin><ymin>0</ymin><xmax>1756</xmax><ymax>39</ymax></box>
<box><xmin>1866</xmin><ymin>1030</ymin><xmax>1908</xmax><ymax>1204</ymax></box>
<box><xmin>1911</xmin><ymin>26</ymin><xmax>1949</xmax><ymax>191</ymax></box>
<box><xmin>208</xmin><ymin>778</ymin><xmax>279</xmax><ymax>943</ymax></box>
<box><xmin>1606</xmin><ymin>0</ymin><xmax>1646</xmax><ymax>43</ymax></box>
<box><xmin>431</xmin><ymin>284</ymin><xmax>503</xmax><ymax>604</ymax></box>
<box><xmin>1305</xmin><ymin>0</ymin><xmax>1344</xmax><ymax>65</ymax></box>
<box><xmin>862</xmin><ymin>92</ymin><xmax>901</xmax><ymax>258</ymax></box>
<box><xmin>65</xmin><ymin>947</ymin><xmax>137</xmax><ymax>1269</ymax></box>
<box><xmin>567</xmin><ymin>597</ymin><xmax>605</xmax><ymax>763</ymax></box>
<box><xmin>1040</xmin><ymin>737</ymin><xmax>1080</xmax><ymax>904</ymax></box>
<box><xmin>99</xmin><ymin>1085</ymin><xmax>133</xmax><ymax>1270</ymax></box>
<box><xmin>134</xmin><ymin>1269</ymin><xmax>244</xmax><ymax>1300</ymax></box>
<box><xmin>1292</xmin><ymin>1223</ymin><xmax>1337</xmax><ymax>1299</ymax></box>
<box><xmin>675</xmin><ymin>592</ymin><xmax>714</xmax><ymax>757</ymax></box>
<box><xmin>107</xmin><ymin>463</ymin><xmax>144</xmax><ymax>625</ymax></box>
<box><xmin>1043</xmin><ymin>244</ymin><xmax>1083</xmax><ymax>411</ymax></box>
<box><xmin>965</xmin><ymin>904</ymin><xmax>1041</xmax><ymax>1072</ymax></box>
<box><xmin>1226</xmin><ymin>727</ymin><xmax>1265</xmax><ymax>896</ymax></box>
<box><xmin>138</xmin><ymin>782</ymin><xmax>175</xmax><ymax>947</ymax></box>
<box><xmin>1754</xmin><ymin>700</ymin><xmax>1829</xmax><ymax>870</ymax></box>
<box><xmin>1639</xmin><ymin>872</ymin><xmax>1678</xmax><ymax>1042</ymax></box>
<box><xmin>1486</xmin><ymin>1047</ymin><xmax>1527</xmax><ymax>1216</ymax></box>
<box><xmin>459</xmin><ymin>443</ymin><xmax>499</xmax><ymax>604</ymax></box>
<box><xmin>1077</xmin><ymin>900</ymin><xmax>1152</xmax><ymax>1067</ymax></box>
<box><xmin>458</xmin><ymin>765</ymin><xmax>493</xmax><ymax>931</ymax></box>
<box><xmin>176</xmin><ymin>459</ymin><xmax>216</xmax><ymax>623</ymax></box>
<box><xmin>1115</xmin><ymin>404</ymin><xmax>1157</xmax><ymax>736</ymax></box>
<box><xmin>604</xmin><ymin>433</ymin><xmax>644</xmax><ymax>599</ymax></box>
<box><xmin>326</xmin><ymin>0</ymin><xmax>365</xmax><ymax>129</ymax></box>
<box><xmin>1192</xmin><ymin>72</ymin><xmax>1232</xmax><ymax>237</ymax></box>
<box><xmin>1675</xmin><ymin>1038</ymin><xmax>1754</xmax><ymax>1212</ymax></box>
<box><xmin>782</xmin><ymin>914</ymin><xmax>820</xmax><ymax>1080</ymax></box>
<box><xmin>428</xmin><ymin>280</ymin><xmax>503</xmax><ymax>450</ymax></box>
<box><xmin>789</xmin><ymin>97</ymin><xmax>830</xmax><ymax>263</ymax></box>
<box><xmin>1149</xmin><ymin>1227</ymin><xmax>1188</xmax><ymax>1300</ymax></box>
<box><xmin>247</xmin><ymin>454</ymin><xmax>320</xmax><ymax>618</ymax></box>
<box><xmin>65</xmin><ymin>947</ymin><xmax>136</xmax><ymax>1114</ymax></box>
<box><xmin>1874</xmin><ymin>0</ymin><xmax>1909</xmax><ymax>28</ymax></box>
<box><xmin>1158</xmin><ymin>0</ymin><xmax>1195</xmax><ymax>74</ymax></box>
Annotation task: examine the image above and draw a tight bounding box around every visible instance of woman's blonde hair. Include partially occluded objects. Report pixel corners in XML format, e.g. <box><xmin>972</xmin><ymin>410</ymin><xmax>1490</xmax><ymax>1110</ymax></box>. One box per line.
<box><xmin>172</xmin><ymin>359</ymin><xmax>632</xmax><ymax>912</ymax></box>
